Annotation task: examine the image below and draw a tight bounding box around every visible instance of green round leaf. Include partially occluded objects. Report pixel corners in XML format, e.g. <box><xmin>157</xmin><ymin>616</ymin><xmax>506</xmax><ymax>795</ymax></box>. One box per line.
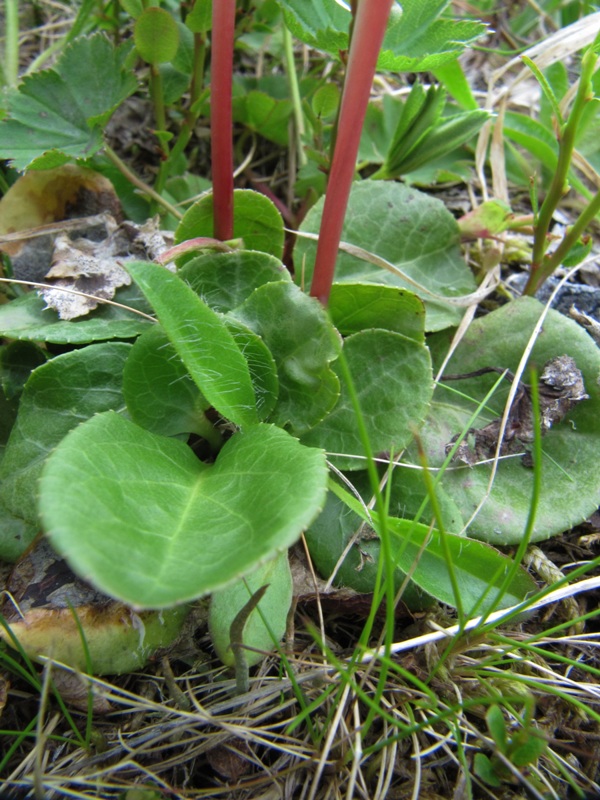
<box><xmin>295</xmin><ymin>181</ymin><xmax>476</xmax><ymax>331</ymax></box>
<box><xmin>179</xmin><ymin>250</ymin><xmax>290</xmax><ymax>313</ymax></box>
<box><xmin>39</xmin><ymin>413</ymin><xmax>328</xmax><ymax>608</ymax></box>
<box><xmin>0</xmin><ymin>343</ymin><xmax>131</xmax><ymax>534</ymax></box>
<box><xmin>301</xmin><ymin>329</ymin><xmax>433</xmax><ymax>469</ymax></box>
<box><xmin>175</xmin><ymin>189</ymin><xmax>285</xmax><ymax>262</ymax></box>
<box><xmin>415</xmin><ymin>297</ymin><xmax>600</xmax><ymax>544</ymax></box>
<box><xmin>134</xmin><ymin>8</ymin><xmax>180</xmax><ymax>65</ymax></box>
<box><xmin>230</xmin><ymin>280</ymin><xmax>341</xmax><ymax>434</ymax></box>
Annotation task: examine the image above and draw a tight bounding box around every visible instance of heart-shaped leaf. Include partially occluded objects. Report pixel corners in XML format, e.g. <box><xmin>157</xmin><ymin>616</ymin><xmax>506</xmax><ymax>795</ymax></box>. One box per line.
<box><xmin>39</xmin><ymin>413</ymin><xmax>328</xmax><ymax>608</ymax></box>
<box><xmin>127</xmin><ymin>261</ymin><xmax>258</xmax><ymax>427</ymax></box>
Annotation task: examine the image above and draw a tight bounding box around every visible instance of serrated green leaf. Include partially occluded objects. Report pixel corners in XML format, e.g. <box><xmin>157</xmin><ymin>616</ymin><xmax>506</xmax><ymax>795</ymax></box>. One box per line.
<box><xmin>277</xmin><ymin>0</ymin><xmax>486</xmax><ymax>72</ymax></box>
<box><xmin>0</xmin><ymin>343</ymin><xmax>130</xmax><ymax>530</ymax></box>
<box><xmin>295</xmin><ymin>181</ymin><xmax>476</xmax><ymax>331</ymax></box>
<box><xmin>126</xmin><ymin>261</ymin><xmax>258</xmax><ymax>427</ymax></box>
<box><xmin>301</xmin><ymin>329</ymin><xmax>432</xmax><ymax>469</ymax></box>
<box><xmin>39</xmin><ymin>413</ymin><xmax>328</xmax><ymax>607</ymax></box>
<box><xmin>0</xmin><ymin>34</ymin><xmax>137</xmax><ymax>169</ymax></box>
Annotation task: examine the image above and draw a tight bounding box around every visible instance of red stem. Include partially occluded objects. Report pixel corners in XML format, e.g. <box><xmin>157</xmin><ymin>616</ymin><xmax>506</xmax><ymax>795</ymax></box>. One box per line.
<box><xmin>211</xmin><ymin>0</ymin><xmax>236</xmax><ymax>241</ymax></box>
<box><xmin>309</xmin><ymin>0</ymin><xmax>393</xmax><ymax>306</ymax></box>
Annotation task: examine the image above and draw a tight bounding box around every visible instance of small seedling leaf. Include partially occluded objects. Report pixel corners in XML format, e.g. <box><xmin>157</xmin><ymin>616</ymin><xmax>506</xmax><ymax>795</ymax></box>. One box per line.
<box><xmin>486</xmin><ymin>705</ymin><xmax>509</xmax><ymax>754</ymax></box>
<box><xmin>39</xmin><ymin>413</ymin><xmax>328</xmax><ymax>607</ymax></box>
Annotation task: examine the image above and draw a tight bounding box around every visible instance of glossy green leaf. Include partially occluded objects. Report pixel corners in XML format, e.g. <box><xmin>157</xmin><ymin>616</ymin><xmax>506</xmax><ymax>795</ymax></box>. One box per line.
<box><xmin>127</xmin><ymin>261</ymin><xmax>258</xmax><ymax>427</ymax></box>
<box><xmin>0</xmin><ymin>34</ymin><xmax>137</xmax><ymax>170</ymax></box>
<box><xmin>277</xmin><ymin>0</ymin><xmax>486</xmax><ymax>72</ymax></box>
<box><xmin>39</xmin><ymin>413</ymin><xmax>328</xmax><ymax>607</ymax></box>
<box><xmin>0</xmin><ymin>343</ymin><xmax>130</xmax><ymax>533</ymax></box>
<box><xmin>327</xmin><ymin>283</ymin><xmax>425</xmax><ymax>342</ymax></box>
<box><xmin>295</xmin><ymin>181</ymin><xmax>476</xmax><ymax>331</ymax></box>
<box><xmin>175</xmin><ymin>189</ymin><xmax>285</xmax><ymax>262</ymax></box>
<box><xmin>209</xmin><ymin>552</ymin><xmax>293</xmax><ymax>667</ymax></box>
<box><xmin>230</xmin><ymin>280</ymin><xmax>341</xmax><ymax>434</ymax></box>
<box><xmin>135</xmin><ymin>7</ymin><xmax>180</xmax><ymax>65</ymax></box>
<box><xmin>179</xmin><ymin>250</ymin><xmax>290</xmax><ymax>313</ymax></box>
<box><xmin>301</xmin><ymin>329</ymin><xmax>432</xmax><ymax>469</ymax></box>
<box><xmin>413</xmin><ymin>297</ymin><xmax>600</xmax><ymax>544</ymax></box>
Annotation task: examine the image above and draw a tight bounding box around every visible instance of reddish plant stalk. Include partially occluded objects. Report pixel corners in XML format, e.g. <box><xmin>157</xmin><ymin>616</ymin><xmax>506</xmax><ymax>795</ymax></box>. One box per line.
<box><xmin>211</xmin><ymin>0</ymin><xmax>236</xmax><ymax>241</ymax></box>
<box><xmin>309</xmin><ymin>0</ymin><xmax>393</xmax><ymax>306</ymax></box>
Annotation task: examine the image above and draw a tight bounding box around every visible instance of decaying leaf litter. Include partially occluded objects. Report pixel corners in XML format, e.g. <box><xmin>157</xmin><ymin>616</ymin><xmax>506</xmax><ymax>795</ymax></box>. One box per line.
<box><xmin>1</xmin><ymin>2</ymin><xmax>600</xmax><ymax>799</ymax></box>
